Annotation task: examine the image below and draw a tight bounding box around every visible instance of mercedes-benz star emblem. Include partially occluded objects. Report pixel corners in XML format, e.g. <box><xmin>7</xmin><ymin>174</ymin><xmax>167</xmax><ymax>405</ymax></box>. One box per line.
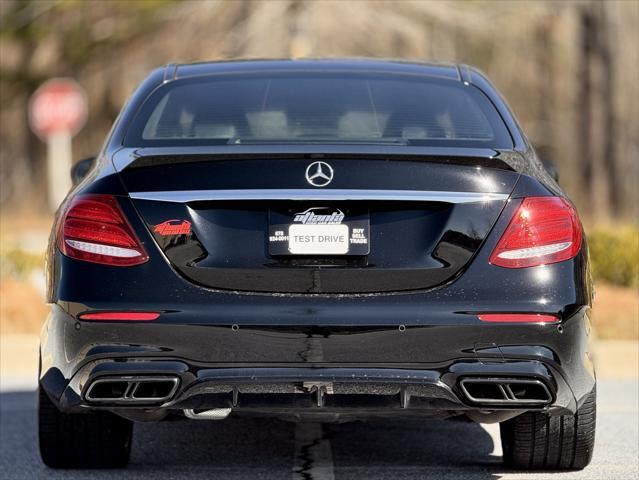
<box><xmin>305</xmin><ymin>161</ymin><xmax>334</xmax><ymax>187</ymax></box>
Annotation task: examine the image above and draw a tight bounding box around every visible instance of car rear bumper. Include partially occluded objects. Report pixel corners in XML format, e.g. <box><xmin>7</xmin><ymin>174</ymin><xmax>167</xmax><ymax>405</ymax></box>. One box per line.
<box><xmin>40</xmin><ymin>304</ymin><xmax>595</xmax><ymax>421</ymax></box>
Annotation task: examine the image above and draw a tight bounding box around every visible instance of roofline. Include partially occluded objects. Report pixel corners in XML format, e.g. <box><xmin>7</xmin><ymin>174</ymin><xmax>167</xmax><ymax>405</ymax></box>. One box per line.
<box><xmin>167</xmin><ymin>57</ymin><xmax>460</xmax><ymax>68</ymax></box>
<box><xmin>163</xmin><ymin>57</ymin><xmax>463</xmax><ymax>82</ymax></box>
<box><xmin>101</xmin><ymin>59</ymin><xmax>528</xmax><ymax>162</ymax></box>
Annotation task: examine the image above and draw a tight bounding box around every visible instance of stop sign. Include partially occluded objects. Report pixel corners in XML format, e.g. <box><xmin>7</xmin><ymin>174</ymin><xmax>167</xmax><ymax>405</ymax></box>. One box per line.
<box><xmin>29</xmin><ymin>78</ymin><xmax>88</xmax><ymax>139</ymax></box>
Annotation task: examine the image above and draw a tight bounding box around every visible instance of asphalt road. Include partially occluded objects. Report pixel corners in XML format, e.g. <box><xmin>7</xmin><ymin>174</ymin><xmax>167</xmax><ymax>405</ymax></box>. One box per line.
<box><xmin>0</xmin><ymin>378</ymin><xmax>637</xmax><ymax>480</ymax></box>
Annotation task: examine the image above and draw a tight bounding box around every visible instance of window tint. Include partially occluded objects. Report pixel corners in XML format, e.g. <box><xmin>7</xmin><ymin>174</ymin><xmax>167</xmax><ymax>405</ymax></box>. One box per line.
<box><xmin>125</xmin><ymin>72</ymin><xmax>512</xmax><ymax>148</ymax></box>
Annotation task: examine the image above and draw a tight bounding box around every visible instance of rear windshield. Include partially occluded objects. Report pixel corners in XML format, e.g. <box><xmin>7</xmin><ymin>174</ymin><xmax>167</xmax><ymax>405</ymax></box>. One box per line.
<box><xmin>124</xmin><ymin>72</ymin><xmax>513</xmax><ymax>148</ymax></box>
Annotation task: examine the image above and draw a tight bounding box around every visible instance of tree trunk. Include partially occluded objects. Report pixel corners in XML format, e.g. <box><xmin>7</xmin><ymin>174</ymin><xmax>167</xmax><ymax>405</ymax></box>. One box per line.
<box><xmin>598</xmin><ymin>2</ymin><xmax>619</xmax><ymax>217</ymax></box>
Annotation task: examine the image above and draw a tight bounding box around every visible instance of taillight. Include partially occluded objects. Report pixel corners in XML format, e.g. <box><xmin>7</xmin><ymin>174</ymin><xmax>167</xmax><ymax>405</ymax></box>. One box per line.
<box><xmin>490</xmin><ymin>197</ymin><xmax>582</xmax><ymax>268</ymax></box>
<box><xmin>58</xmin><ymin>194</ymin><xmax>148</xmax><ymax>266</ymax></box>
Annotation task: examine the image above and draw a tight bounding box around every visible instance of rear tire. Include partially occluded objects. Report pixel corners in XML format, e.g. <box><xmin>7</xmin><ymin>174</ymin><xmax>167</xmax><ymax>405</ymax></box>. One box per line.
<box><xmin>38</xmin><ymin>384</ymin><xmax>133</xmax><ymax>468</ymax></box>
<box><xmin>500</xmin><ymin>387</ymin><xmax>596</xmax><ymax>470</ymax></box>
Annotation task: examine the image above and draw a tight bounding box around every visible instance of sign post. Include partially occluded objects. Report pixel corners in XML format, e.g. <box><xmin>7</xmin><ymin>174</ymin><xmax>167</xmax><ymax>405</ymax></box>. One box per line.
<box><xmin>29</xmin><ymin>78</ymin><xmax>88</xmax><ymax>210</ymax></box>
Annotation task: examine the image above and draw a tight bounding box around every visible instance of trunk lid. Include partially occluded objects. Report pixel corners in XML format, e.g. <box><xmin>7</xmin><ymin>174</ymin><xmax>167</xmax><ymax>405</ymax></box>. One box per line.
<box><xmin>117</xmin><ymin>149</ymin><xmax>519</xmax><ymax>294</ymax></box>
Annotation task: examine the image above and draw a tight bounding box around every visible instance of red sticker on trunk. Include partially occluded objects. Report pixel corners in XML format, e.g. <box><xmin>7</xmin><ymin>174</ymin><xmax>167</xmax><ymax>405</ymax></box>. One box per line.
<box><xmin>153</xmin><ymin>220</ymin><xmax>191</xmax><ymax>236</ymax></box>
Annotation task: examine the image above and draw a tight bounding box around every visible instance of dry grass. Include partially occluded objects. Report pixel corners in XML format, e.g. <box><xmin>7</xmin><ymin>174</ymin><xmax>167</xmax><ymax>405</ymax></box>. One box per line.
<box><xmin>592</xmin><ymin>282</ymin><xmax>639</xmax><ymax>340</ymax></box>
<box><xmin>0</xmin><ymin>279</ymin><xmax>48</xmax><ymax>336</ymax></box>
<box><xmin>0</xmin><ymin>210</ymin><xmax>52</xmax><ymax>243</ymax></box>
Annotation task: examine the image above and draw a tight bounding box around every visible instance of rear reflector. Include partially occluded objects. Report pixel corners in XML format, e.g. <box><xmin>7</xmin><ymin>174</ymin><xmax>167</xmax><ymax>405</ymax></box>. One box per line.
<box><xmin>478</xmin><ymin>313</ymin><xmax>558</xmax><ymax>323</ymax></box>
<box><xmin>79</xmin><ymin>312</ymin><xmax>160</xmax><ymax>321</ymax></box>
<box><xmin>490</xmin><ymin>197</ymin><xmax>582</xmax><ymax>268</ymax></box>
<box><xmin>58</xmin><ymin>194</ymin><xmax>148</xmax><ymax>266</ymax></box>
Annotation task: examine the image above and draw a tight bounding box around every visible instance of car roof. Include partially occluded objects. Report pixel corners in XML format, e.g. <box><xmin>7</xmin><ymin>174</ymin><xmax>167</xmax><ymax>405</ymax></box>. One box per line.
<box><xmin>169</xmin><ymin>58</ymin><xmax>462</xmax><ymax>82</ymax></box>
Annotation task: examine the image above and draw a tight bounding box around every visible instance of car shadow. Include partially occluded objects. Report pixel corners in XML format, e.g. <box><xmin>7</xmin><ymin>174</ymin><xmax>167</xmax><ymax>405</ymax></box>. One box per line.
<box><xmin>0</xmin><ymin>390</ymin><xmax>506</xmax><ymax>479</ymax></box>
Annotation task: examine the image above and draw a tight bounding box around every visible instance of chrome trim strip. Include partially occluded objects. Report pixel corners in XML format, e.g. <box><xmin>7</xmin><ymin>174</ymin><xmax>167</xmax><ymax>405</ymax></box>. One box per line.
<box><xmin>129</xmin><ymin>189</ymin><xmax>509</xmax><ymax>204</ymax></box>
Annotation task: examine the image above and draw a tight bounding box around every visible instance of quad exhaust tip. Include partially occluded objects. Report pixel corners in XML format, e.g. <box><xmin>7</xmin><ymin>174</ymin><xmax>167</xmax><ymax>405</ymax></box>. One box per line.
<box><xmin>85</xmin><ymin>376</ymin><xmax>179</xmax><ymax>403</ymax></box>
<box><xmin>459</xmin><ymin>377</ymin><xmax>552</xmax><ymax>406</ymax></box>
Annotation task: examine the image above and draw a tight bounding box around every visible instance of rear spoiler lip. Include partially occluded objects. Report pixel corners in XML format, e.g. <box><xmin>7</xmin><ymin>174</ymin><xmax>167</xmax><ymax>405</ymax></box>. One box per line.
<box><xmin>114</xmin><ymin>146</ymin><xmax>515</xmax><ymax>172</ymax></box>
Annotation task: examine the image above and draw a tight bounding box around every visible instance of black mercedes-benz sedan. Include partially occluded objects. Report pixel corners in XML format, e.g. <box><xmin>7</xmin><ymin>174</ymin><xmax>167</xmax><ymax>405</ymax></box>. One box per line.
<box><xmin>39</xmin><ymin>59</ymin><xmax>595</xmax><ymax>470</ymax></box>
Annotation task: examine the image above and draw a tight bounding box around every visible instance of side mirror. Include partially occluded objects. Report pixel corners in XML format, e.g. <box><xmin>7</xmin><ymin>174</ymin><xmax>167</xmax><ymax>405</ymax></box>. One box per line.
<box><xmin>542</xmin><ymin>159</ymin><xmax>559</xmax><ymax>183</ymax></box>
<box><xmin>71</xmin><ymin>156</ymin><xmax>96</xmax><ymax>185</ymax></box>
